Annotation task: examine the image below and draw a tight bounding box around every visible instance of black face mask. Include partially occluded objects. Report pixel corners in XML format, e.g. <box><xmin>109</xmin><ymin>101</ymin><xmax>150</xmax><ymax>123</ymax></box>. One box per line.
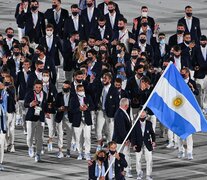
<box><xmin>7</xmin><ymin>34</ymin><xmax>13</xmax><ymax>39</ymax></box>
<box><xmin>108</xmin><ymin>9</ymin><xmax>114</xmax><ymax>13</ymax></box>
<box><xmin>186</xmin><ymin>13</ymin><xmax>192</xmax><ymax>17</ymax></box>
<box><xmin>4</xmin><ymin>82</ymin><xmax>11</xmax><ymax>86</ymax></box>
<box><xmin>170</xmin><ymin>52</ymin><xmax>174</xmax><ymax>57</ymax></box>
<box><xmin>21</xmin><ymin>43</ymin><xmax>26</xmax><ymax>47</ymax></box>
<box><xmin>181</xmin><ymin>74</ymin><xmax>186</xmax><ymax>78</ymax></box>
<box><xmin>99</xmin><ymin>24</ymin><xmax>105</xmax><ymax>28</ymax></box>
<box><xmin>177</xmin><ymin>30</ymin><xmax>184</xmax><ymax>34</ymax></box>
<box><xmin>142</xmin><ymin>22</ymin><xmax>148</xmax><ymax>27</ymax></box>
<box><xmin>89</xmin><ymin>45</ymin><xmax>94</xmax><ymax>49</ymax></box>
<box><xmin>0</xmin><ymin>41</ymin><xmax>4</xmax><ymax>46</ymax></box>
<box><xmin>97</xmin><ymin>156</ymin><xmax>105</xmax><ymax>162</ymax></box>
<box><xmin>174</xmin><ymin>54</ymin><xmax>180</xmax><ymax>58</ymax></box>
<box><xmin>83</xmin><ymin>47</ymin><xmax>88</xmax><ymax>51</ymax></box>
<box><xmin>72</xmin><ymin>12</ymin><xmax>78</xmax><ymax>16</ymax></box>
<box><xmin>131</xmin><ymin>55</ymin><xmax>138</xmax><ymax>59</ymax></box>
<box><xmin>201</xmin><ymin>44</ymin><xmax>206</xmax><ymax>48</ymax></box>
<box><xmin>76</xmin><ymin>79</ymin><xmax>83</xmax><ymax>83</ymax></box>
<box><xmin>137</xmin><ymin>72</ymin><xmax>143</xmax><ymax>77</ymax></box>
<box><xmin>100</xmin><ymin>50</ymin><xmax>107</xmax><ymax>54</ymax></box>
<box><xmin>109</xmin><ymin>150</ymin><xmax>116</xmax><ymax>155</ymax></box>
<box><xmin>118</xmin><ymin>26</ymin><xmax>124</xmax><ymax>31</ymax></box>
<box><xmin>74</xmin><ymin>39</ymin><xmax>79</xmax><ymax>44</ymax></box>
<box><xmin>13</xmin><ymin>52</ymin><xmax>20</xmax><ymax>56</ymax></box>
<box><xmin>87</xmin><ymin>3</ymin><xmax>93</xmax><ymax>8</ymax></box>
<box><xmin>62</xmin><ymin>87</ymin><xmax>69</xmax><ymax>93</ymax></box>
<box><xmin>52</xmin><ymin>4</ymin><xmax>57</xmax><ymax>9</ymax></box>
<box><xmin>116</xmin><ymin>50</ymin><xmax>121</xmax><ymax>54</ymax></box>
<box><xmin>139</xmin><ymin>117</ymin><xmax>146</xmax><ymax>122</ymax></box>
<box><xmin>162</xmin><ymin>65</ymin><xmax>167</xmax><ymax>70</ymax></box>
<box><xmin>31</xmin><ymin>6</ymin><xmax>38</xmax><ymax>11</ymax></box>
<box><xmin>185</xmin><ymin>40</ymin><xmax>191</xmax><ymax>45</ymax></box>
<box><xmin>38</xmin><ymin>68</ymin><xmax>43</xmax><ymax>72</ymax></box>
<box><xmin>87</xmin><ymin>57</ymin><xmax>93</xmax><ymax>61</ymax></box>
<box><xmin>140</xmin><ymin>39</ymin><xmax>146</xmax><ymax>44</ymax></box>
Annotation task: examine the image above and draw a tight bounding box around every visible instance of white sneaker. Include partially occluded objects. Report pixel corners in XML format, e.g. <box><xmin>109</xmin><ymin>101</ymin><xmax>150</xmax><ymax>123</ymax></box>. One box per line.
<box><xmin>71</xmin><ymin>143</ymin><xmax>77</xmax><ymax>151</ymax></box>
<box><xmin>126</xmin><ymin>170</ymin><xmax>133</xmax><ymax>178</ymax></box>
<box><xmin>0</xmin><ymin>164</ymin><xmax>4</xmax><ymax>171</ymax></box>
<box><xmin>35</xmin><ymin>154</ymin><xmax>41</xmax><ymax>162</ymax></box>
<box><xmin>47</xmin><ymin>142</ymin><xmax>53</xmax><ymax>152</ymax></box>
<box><xmin>178</xmin><ymin>151</ymin><xmax>185</xmax><ymax>159</ymax></box>
<box><xmin>187</xmin><ymin>153</ymin><xmax>193</xmax><ymax>160</ymax></box>
<box><xmin>137</xmin><ymin>171</ymin><xmax>143</xmax><ymax>179</ymax></box>
<box><xmin>10</xmin><ymin>145</ymin><xmax>15</xmax><ymax>152</ymax></box>
<box><xmin>77</xmin><ymin>153</ymin><xmax>83</xmax><ymax>160</ymax></box>
<box><xmin>166</xmin><ymin>142</ymin><xmax>174</xmax><ymax>148</ymax></box>
<box><xmin>84</xmin><ymin>153</ymin><xmax>91</xmax><ymax>160</ymax></box>
<box><xmin>66</xmin><ymin>150</ymin><xmax>70</xmax><ymax>158</ymax></box>
<box><xmin>174</xmin><ymin>143</ymin><xmax>178</xmax><ymax>149</ymax></box>
<box><xmin>28</xmin><ymin>147</ymin><xmax>34</xmax><ymax>158</ymax></box>
<box><xmin>41</xmin><ymin>147</ymin><xmax>45</xmax><ymax>155</ymax></box>
<box><xmin>57</xmin><ymin>152</ymin><xmax>64</xmax><ymax>159</ymax></box>
<box><xmin>146</xmin><ymin>176</ymin><xmax>153</xmax><ymax>180</ymax></box>
<box><xmin>137</xmin><ymin>176</ymin><xmax>142</xmax><ymax>180</ymax></box>
<box><xmin>23</xmin><ymin>130</ymin><xmax>27</xmax><ymax>135</ymax></box>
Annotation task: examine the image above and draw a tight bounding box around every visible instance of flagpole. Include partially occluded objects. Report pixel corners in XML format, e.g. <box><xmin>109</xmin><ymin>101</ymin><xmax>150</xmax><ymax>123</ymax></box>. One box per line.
<box><xmin>104</xmin><ymin>62</ymin><xmax>173</xmax><ymax>178</ymax></box>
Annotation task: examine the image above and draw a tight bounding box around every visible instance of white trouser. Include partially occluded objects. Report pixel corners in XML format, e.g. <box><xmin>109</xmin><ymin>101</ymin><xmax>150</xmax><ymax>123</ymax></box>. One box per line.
<box><xmin>135</xmin><ymin>146</ymin><xmax>152</xmax><ymax>176</ymax></box>
<box><xmin>26</xmin><ymin>121</ymin><xmax>43</xmax><ymax>155</ymax></box>
<box><xmin>0</xmin><ymin>133</ymin><xmax>5</xmax><ymax>164</ymax></box>
<box><xmin>56</xmin><ymin>117</ymin><xmax>73</xmax><ymax>150</ymax></box>
<box><xmin>148</xmin><ymin>115</ymin><xmax>156</xmax><ymax>133</ymax></box>
<box><xmin>65</xmin><ymin>70</ymin><xmax>74</xmax><ymax>82</ymax></box>
<box><xmin>168</xmin><ymin>129</ymin><xmax>178</xmax><ymax>144</ymax></box>
<box><xmin>73</xmin><ymin>122</ymin><xmax>91</xmax><ymax>154</ymax></box>
<box><xmin>117</xmin><ymin>143</ymin><xmax>131</xmax><ymax>172</ymax></box>
<box><xmin>196</xmin><ymin>76</ymin><xmax>207</xmax><ymax>109</ymax></box>
<box><xmin>91</xmin><ymin>111</ymin><xmax>97</xmax><ymax>129</ymax></box>
<box><xmin>45</xmin><ymin>114</ymin><xmax>55</xmax><ymax>139</ymax></box>
<box><xmin>18</xmin><ymin>27</ymin><xmax>25</xmax><ymax>41</ymax></box>
<box><xmin>96</xmin><ymin>110</ymin><xmax>114</xmax><ymax>142</ymax></box>
<box><xmin>131</xmin><ymin>108</ymin><xmax>139</xmax><ymax>122</ymax></box>
<box><xmin>18</xmin><ymin>100</ymin><xmax>27</xmax><ymax>130</ymax></box>
<box><xmin>6</xmin><ymin>113</ymin><xmax>15</xmax><ymax>146</ymax></box>
<box><xmin>178</xmin><ymin>135</ymin><xmax>193</xmax><ymax>154</ymax></box>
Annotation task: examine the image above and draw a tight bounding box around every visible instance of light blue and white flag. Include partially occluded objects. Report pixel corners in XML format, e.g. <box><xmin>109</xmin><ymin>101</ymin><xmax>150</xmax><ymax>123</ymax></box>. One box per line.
<box><xmin>146</xmin><ymin>63</ymin><xmax>207</xmax><ymax>139</ymax></box>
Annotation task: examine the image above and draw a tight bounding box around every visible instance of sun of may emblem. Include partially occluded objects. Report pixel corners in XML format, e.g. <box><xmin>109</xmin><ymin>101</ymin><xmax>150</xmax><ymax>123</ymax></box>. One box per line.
<box><xmin>173</xmin><ymin>96</ymin><xmax>184</xmax><ymax>108</ymax></box>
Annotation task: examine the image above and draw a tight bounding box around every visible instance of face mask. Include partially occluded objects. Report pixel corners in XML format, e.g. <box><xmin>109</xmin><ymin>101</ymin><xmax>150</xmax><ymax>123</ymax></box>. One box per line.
<box><xmin>87</xmin><ymin>57</ymin><xmax>93</xmax><ymax>61</ymax></box>
<box><xmin>139</xmin><ymin>117</ymin><xmax>146</xmax><ymax>122</ymax></box>
<box><xmin>174</xmin><ymin>54</ymin><xmax>180</xmax><ymax>58</ymax></box>
<box><xmin>4</xmin><ymin>82</ymin><xmax>11</xmax><ymax>86</ymax></box>
<box><xmin>137</xmin><ymin>72</ymin><xmax>143</xmax><ymax>77</ymax></box>
<box><xmin>108</xmin><ymin>9</ymin><xmax>114</xmax><ymax>13</ymax></box>
<box><xmin>170</xmin><ymin>52</ymin><xmax>174</xmax><ymax>57</ymax></box>
<box><xmin>14</xmin><ymin>52</ymin><xmax>20</xmax><ymax>56</ymax></box>
<box><xmin>177</xmin><ymin>30</ymin><xmax>184</xmax><ymax>34</ymax></box>
<box><xmin>21</xmin><ymin>43</ymin><xmax>26</xmax><ymax>47</ymax></box>
<box><xmin>185</xmin><ymin>40</ymin><xmax>191</xmax><ymax>45</ymax></box>
<box><xmin>142</xmin><ymin>22</ymin><xmax>148</xmax><ymax>27</ymax></box>
<box><xmin>77</xmin><ymin>91</ymin><xmax>85</xmax><ymax>97</ymax></box>
<box><xmin>42</xmin><ymin>76</ymin><xmax>49</xmax><ymax>82</ymax></box>
<box><xmin>97</xmin><ymin>156</ymin><xmax>105</xmax><ymax>162</ymax></box>
<box><xmin>109</xmin><ymin>150</ymin><xmax>116</xmax><ymax>155</ymax></box>
<box><xmin>131</xmin><ymin>55</ymin><xmax>138</xmax><ymax>59</ymax></box>
<box><xmin>72</xmin><ymin>12</ymin><xmax>78</xmax><ymax>16</ymax></box>
<box><xmin>118</xmin><ymin>26</ymin><xmax>125</xmax><ymax>31</ymax></box>
<box><xmin>186</xmin><ymin>13</ymin><xmax>192</xmax><ymax>17</ymax></box>
<box><xmin>140</xmin><ymin>39</ymin><xmax>146</xmax><ymax>44</ymax></box>
<box><xmin>159</xmin><ymin>39</ymin><xmax>165</xmax><ymax>45</ymax></box>
<box><xmin>52</xmin><ymin>4</ymin><xmax>57</xmax><ymax>9</ymax></box>
<box><xmin>100</xmin><ymin>50</ymin><xmax>107</xmax><ymax>54</ymax></box>
<box><xmin>74</xmin><ymin>39</ymin><xmax>79</xmax><ymax>44</ymax></box>
<box><xmin>62</xmin><ymin>87</ymin><xmax>69</xmax><ymax>93</ymax></box>
<box><xmin>162</xmin><ymin>65</ymin><xmax>167</xmax><ymax>70</ymax></box>
<box><xmin>83</xmin><ymin>47</ymin><xmax>88</xmax><ymax>51</ymax></box>
<box><xmin>141</xmin><ymin>12</ymin><xmax>148</xmax><ymax>17</ymax></box>
<box><xmin>116</xmin><ymin>50</ymin><xmax>121</xmax><ymax>54</ymax></box>
<box><xmin>0</xmin><ymin>41</ymin><xmax>4</xmax><ymax>46</ymax></box>
<box><xmin>87</xmin><ymin>3</ymin><xmax>93</xmax><ymax>7</ymax></box>
<box><xmin>7</xmin><ymin>34</ymin><xmax>13</xmax><ymax>39</ymax></box>
<box><xmin>46</xmin><ymin>30</ymin><xmax>53</xmax><ymax>37</ymax></box>
<box><xmin>181</xmin><ymin>74</ymin><xmax>186</xmax><ymax>78</ymax></box>
<box><xmin>38</xmin><ymin>68</ymin><xmax>43</xmax><ymax>72</ymax></box>
<box><xmin>99</xmin><ymin>24</ymin><xmax>105</xmax><ymax>28</ymax></box>
<box><xmin>201</xmin><ymin>44</ymin><xmax>207</xmax><ymax>48</ymax></box>
<box><xmin>31</xmin><ymin>6</ymin><xmax>38</xmax><ymax>11</ymax></box>
<box><xmin>76</xmin><ymin>79</ymin><xmax>83</xmax><ymax>83</ymax></box>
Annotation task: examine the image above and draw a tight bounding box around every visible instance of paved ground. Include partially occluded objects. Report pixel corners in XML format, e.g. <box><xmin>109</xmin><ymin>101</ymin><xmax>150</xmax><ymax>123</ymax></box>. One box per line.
<box><xmin>1</xmin><ymin>0</ymin><xmax>207</xmax><ymax>179</ymax></box>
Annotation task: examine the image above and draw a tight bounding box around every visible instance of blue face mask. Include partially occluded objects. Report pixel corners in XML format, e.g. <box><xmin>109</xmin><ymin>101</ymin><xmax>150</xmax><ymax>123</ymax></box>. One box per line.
<box><xmin>159</xmin><ymin>39</ymin><xmax>165</xmax><ymax>45</ymax></box>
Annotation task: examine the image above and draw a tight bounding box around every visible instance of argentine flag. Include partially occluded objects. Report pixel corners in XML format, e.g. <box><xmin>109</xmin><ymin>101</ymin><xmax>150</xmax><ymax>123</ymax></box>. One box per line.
<box><xmin>146</xmin><ymin>63</ymin><xmax>207</xmax><ymax>139</ymax></box>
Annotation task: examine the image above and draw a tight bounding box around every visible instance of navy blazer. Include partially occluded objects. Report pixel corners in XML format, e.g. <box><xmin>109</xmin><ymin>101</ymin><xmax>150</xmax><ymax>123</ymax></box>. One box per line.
<box><xmin>168</xmin><ymin>33</ymin><xmax>181</xmax><ymax>49</ymax></box>
<box><xmin>64</xmin><ymin>15</ymin><xmax>87</xmax><ymax>40</ymax></box>
<box><xmin>70</xmin><ymin>94</ymin><xmax>95</xmax><ymax>127</ymax></box>
<box><xmin>81</xmin><ymin>7</ymin><xmax>101</xmax><ymax>39</ymax></box>
<box><xmin>193</xmin><ymin>45</ymin><xmax>207</xmax><ymax>79</ymax></box>
<box><xmin>113</xmin><ymin>108</ymin><xmax>131</xmax><ymax>144</ymax></box>
<box><xmin>39</xmin><ymin>35</ymin><xmax>63</xmax><ymax>66</ymax></box>
<box><xmin>90</xmin><ymin>61</ymin><xmax>103</xmax><ymax>79</ymax></box>
<box><xmin>6</xmin><ymin>86</ymin><xmax>16</xmax><ymax>113</ymax></box>
<box><xmin>16</xmin><ymin>70</ymin><xmax>31</xmax><ymax>100</ymax></box>
<box><xmin>55</xmin><ymin>91</ymin><xmax>72</xmax><ymax>123</ymax></box>
<box><xmin>44</xmin><ymin>8</ymin><xmax>69</xmax><ymax>39</ymax></box>
<box><xmin>24</xmin><ymin>90</ymin><xmax>47</xmax><ymax>122</ymax></box>
<box><xmin>97</xmin><ymin>2</ymin><xmax>120</xmax><ymax>15</ymax></box>
<box><xmin>125</xmin><ymin>60</ymin><xmax>137</xmax><ymax>79</ymax></box>
<box><xmin>105</xmin><ymin>13</ymin><xmax>123</xmax><ymax>32</ymax></box>
<box><xmin>15</xmin><ymin>3</ymin><xmax>30</xmax><ymax>28</ymax></box>
<box><xmin>17</xmin><ymin>11</ymin><xmax>46</xmax><ymax>44</ymax></box>
<box><xmin>131</xmin><ymin>120</ymin><xmax>155</xmax><ymax>152</ymax></box>
<box><xmin>178</xmin><ymin>16</ymin><xmax>201</xmax><ymax>44</ymax></box>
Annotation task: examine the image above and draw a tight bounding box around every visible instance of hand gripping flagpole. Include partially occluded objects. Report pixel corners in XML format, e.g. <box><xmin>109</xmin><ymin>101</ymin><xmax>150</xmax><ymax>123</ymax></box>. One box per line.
<box><xmin>104</xmin><ymin>62</ymin><xmax>173</xmax><ymax>178</ymax></box>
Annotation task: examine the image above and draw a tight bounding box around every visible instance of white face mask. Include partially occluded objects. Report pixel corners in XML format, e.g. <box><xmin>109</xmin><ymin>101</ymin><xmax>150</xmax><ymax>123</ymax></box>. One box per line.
<box><xmin>46</xmin><ymin>30</ymin><xmax>53</xmax><ymax>37</ymax></box>
<box><xmin>42</xmin><ymin>76</ymin><xmax>49</xmax><ymax>82</ymax></box>
<box><xmin>77</xmin><ymin>91</ymin><xmax>85</xmax><ymax>97</ymax></box>
<box><xmin>141</xmin><ymin>12</ymin><xmax>148</xmax><ymax>17</ymax></box>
